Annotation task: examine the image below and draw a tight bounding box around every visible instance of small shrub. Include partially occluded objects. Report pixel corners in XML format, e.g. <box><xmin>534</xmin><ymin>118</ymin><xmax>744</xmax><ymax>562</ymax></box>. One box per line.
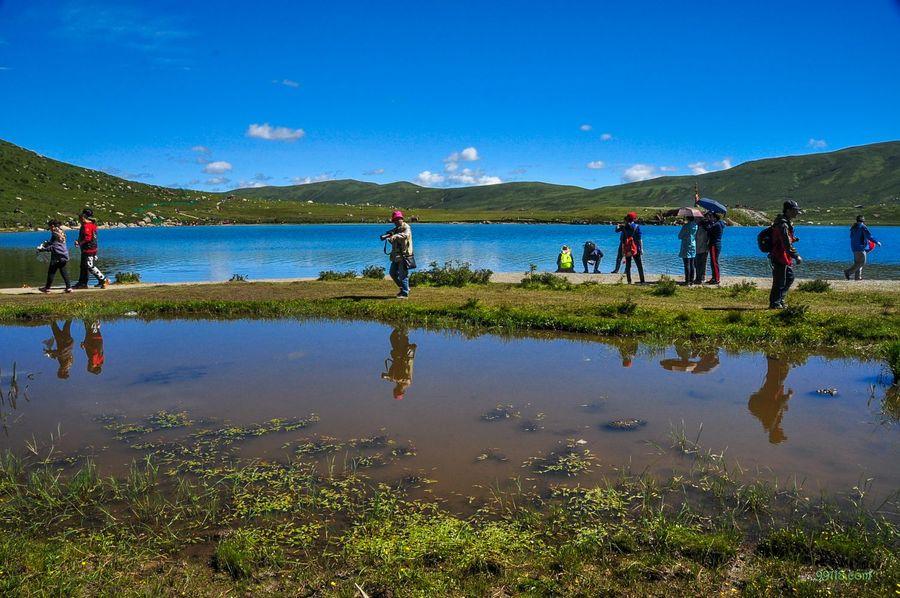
<box><xmin>362</xmin><ymin>265</ymin><xmax>386</xmax><ymax>279</ymax></box>
<box><xmin>519</xmin><ymin>272</ymin><xmax>575</xmax><ymax>291</ymax></box>
<box><xmin>775</xmin><ymin>304</ymin><xmax>808</xmax><ymax>324</ymax></box>
<box><xmin>409</xmin><ymin>261</ymin><xmax>492</xmax><ymax>287</ymax></box>
<box><xmin>724</xmin><ymin>310</ymin><xmax>744</xmax><ymax>324</ymax></box>
<box><xmin>113</xmin><ymin>271</ymin><xmax>140</xmax><ymax>284</ymax></box>
<box><xmin>318</xmin><ymin>270</ymin><xmax>357</xmax><ymax>281</ymax></box>
<box><xmin>214</xmin><ymin>529</ymin><xmax>283</xmax><ymax>579</ymax></box>
<box><xmin>616</xmin><ymin>298</ymin><xmax>637</xmax><ymax>315</ymax></box>
<box><xmin>228</xmin><ymin>273</ymin><xmax>248</xmax><ymax>282</ymax></box>
<box><xmin>650</xmin><ymin>275</ymin><xmax>677</xmax><ymax>297</ymax></box>
<box><xmin>726</xmin><ymin>280</ymin><xmax>757</xmax><ymax>297</ymax></box>
<box><xmin>797</xmin><ymin>279</ymin><xmax>831</xmax><ymax>293</ymax></box>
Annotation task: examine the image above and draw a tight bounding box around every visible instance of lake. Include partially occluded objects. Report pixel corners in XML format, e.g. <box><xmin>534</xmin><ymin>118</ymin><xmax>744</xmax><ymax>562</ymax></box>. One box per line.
<box><xmin>0</xmin><ymin>223</ymin><xmax>897</xmax><ymax>287</ymax></box>
<box><xmin>2</xmin><ymin>319</ymin><xmax>896</xmax><ymax>505</ymax></box>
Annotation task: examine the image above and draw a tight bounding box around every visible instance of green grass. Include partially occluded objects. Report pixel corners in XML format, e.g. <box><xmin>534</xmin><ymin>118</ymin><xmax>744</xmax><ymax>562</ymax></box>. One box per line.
<box><xmin>113</xmin><ymin>271</ymin><xmax>141</xmax><ymax>284</ymax></box>
<box><xmin>409</xmin><ymin>261</ymin><xmax>492</xmax><ymax>287</ymax></box>
<box><xmin>361</xmin><ymin>265</ymin><xmax>386</xmax><ymax>279</ymax></box>
<box><xmin>797</xmin><ymin>278</ymin><xmax>832</xmax><ymax>293</ymax></box>
<box><xmin>650</xmin><ymin>274</ymin><xmax>678</xmax><ymax>296</ymax></box>
<box><xmin>317</xmin><ymin>270</ymin><xmax>357</xmax><ymax>281</ymax></box>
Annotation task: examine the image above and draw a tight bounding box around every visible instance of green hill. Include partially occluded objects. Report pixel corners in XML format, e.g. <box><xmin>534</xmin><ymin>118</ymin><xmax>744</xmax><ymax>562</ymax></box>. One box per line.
<box><xmin>1</xmin><ymin>138</ymin><xmax>898</xmax><ymax>229</ymax></box>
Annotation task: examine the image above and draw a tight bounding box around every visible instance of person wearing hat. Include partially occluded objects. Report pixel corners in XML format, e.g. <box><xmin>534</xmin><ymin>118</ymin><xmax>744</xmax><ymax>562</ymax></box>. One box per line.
<box><xmin>384</xmin><ymin>210</ymin><xmax>414</xmax><ymax>298</ymax></box>
<box><xmin>380</xmin><ymin>327</ymin><xmax>417</xmax><ymax>400</ymax></box>
<box><xmin>768</xmin><ymin>200</ymin><xmax>803</xmax><ymax>309</ymax></box>
<box><xmin>620</xmin><ymin>212</ymin><xmax>645</xmax><ymax>284</ymax></box>
<box><xmin>73</xmin><ymin>208</ymin><xmax>109</xmax><ymax>289</ymax></box>
<box><xmin>844</xmin><ymin>215</ymin><xmax>881</xmax><ymax>281</ymax></box>
<box><xmin>556</xmin><ymin>245</ymin><xmax>575</xmax><ymax>272</ymax></box>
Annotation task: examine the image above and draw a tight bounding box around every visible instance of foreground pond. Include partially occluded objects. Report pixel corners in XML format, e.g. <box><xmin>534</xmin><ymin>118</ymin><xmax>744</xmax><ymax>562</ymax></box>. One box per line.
<box><xmin>1</xmin><ymin>319</ymin><xmax>897</xmax><ymax>505</ymax></box>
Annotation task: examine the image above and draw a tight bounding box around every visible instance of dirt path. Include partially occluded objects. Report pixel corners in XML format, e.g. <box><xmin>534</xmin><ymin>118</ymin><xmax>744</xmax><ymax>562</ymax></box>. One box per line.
<box><xmin>2</xmin><ymin>272</ymin><xmax>898</xmax><ymax>295</ymax></box>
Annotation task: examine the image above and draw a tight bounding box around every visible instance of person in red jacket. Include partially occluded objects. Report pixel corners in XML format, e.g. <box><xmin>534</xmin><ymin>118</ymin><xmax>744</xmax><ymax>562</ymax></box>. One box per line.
<box><xmin>73</xmin><ymin>209</ymin><xmax>109</xmax><ymax>289</ymax></box>
<box><xmin>768</xmin><ymin>200</ymin><xmax>803</xmax><ymax>309</ymax></box>
<box><xmin>81</xmin><ymin>320</ymin><xmax>104</xmax><ymax>375</ymax></box>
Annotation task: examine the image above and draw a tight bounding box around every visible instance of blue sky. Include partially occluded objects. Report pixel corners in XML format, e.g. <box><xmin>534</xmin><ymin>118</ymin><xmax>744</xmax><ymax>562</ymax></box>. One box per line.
<box><xmin>1</xmin><ymin>0</ymin><xmax>898</xmax><ymax>192</ymax></box>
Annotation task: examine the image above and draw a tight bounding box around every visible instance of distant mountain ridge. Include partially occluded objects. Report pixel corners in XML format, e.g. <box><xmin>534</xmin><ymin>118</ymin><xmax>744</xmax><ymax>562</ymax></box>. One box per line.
<box><xmin>1</xmin><ymin>138</ymin><xmax>898</xmax><ymax>228</ymax></box>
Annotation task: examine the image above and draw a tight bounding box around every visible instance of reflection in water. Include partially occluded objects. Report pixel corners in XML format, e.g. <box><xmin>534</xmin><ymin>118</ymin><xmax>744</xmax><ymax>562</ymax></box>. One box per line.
<box><xmin>747</xmin><ymin>356</ymin><xmax>797</xmax><ymax>444</ymax></box>
<box><xmin>611</xmin><ymin>338</ymin><xmax>639</xmax><ymax>368</ymax></box>
<box><xmin>660</xmin><ymin>345</ymin><xmax>720</xmax><ymax>374</ymax></box>
<box><xmin>81</xmin><ymin>321</ymin><xmax>104</xmax><ymax>375</ymax></box>
<box><xmin>43</xmin><ymin>320</ymin><xmax>74</xmax><ymax>379</ymax></box>
<box><xmin>381</xmin><ymin>328</ymin><xmax>416</xmax><ymax>400</ymax></box>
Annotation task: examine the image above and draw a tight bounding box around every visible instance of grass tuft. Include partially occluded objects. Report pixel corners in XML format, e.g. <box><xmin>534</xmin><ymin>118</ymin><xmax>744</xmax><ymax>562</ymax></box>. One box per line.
<box><xmin>361</xmin><ymin>265</ymin><xmax>386</xmax><ymax>279</ymax></box>
<box><xmin>650</xmin><ymin>275</ymin><xmax>678</xmax><ymax>297</ymax></box>
<box><xmin>114</xmin><ymin>271</ymin><xmax>141</xmax><ymax>284</ymax></box>
<box><xmin>318</xmin><ymin>270</ymin><xmax>357</xmax><ymax>281</ymax></box>
<box><xmin>797</xmin><ymin>279</ymin><xmax>831</xmax><ymax>293</ymax></box>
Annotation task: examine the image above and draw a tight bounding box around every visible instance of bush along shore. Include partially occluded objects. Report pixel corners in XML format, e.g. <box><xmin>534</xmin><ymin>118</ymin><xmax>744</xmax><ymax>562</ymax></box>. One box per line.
<box><xmin>1</xmin><ymin>406</ymin><xmax>898</xmax><ymax>596</ymax></box>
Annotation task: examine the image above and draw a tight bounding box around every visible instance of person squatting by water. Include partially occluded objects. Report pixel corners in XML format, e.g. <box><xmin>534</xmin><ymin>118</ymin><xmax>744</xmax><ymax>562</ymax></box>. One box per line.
<box><xmin>768</xmin><ymin>200</ymin><xmax>803</xmax><ymax>309</ymax></box>
<box><xmin>620</xmin><ymin>212</ymin><xmax>645</xmax><ymax>284</ymax></box>
<box><xmin>844</xmin><ymin>215</ymin><xmax>881</xmax><ymax>281</ymax></box>
<box><xmin>581</xmin><ymin>241</ymin><xmax>603</xmax><ymax>273</ymax></box>
<box><xmin>81</xmin><ymin>320</ymin><xmax>104</xmax><ymax>375</ymax></box>
<box><xmin>74</xmin><ymin>209</ymin><xmax>109</xmax><ymax>289</ymax></box>
<box><xmin>381</xmin><ymin>327</ymin><xmax>417</xmax><ymax>400</ymax></box>
<box><xmin>36</xmin><ymin>219</ymin><xmax>73</xmax><ymax>293</ymax></box>
<box><xmin>382</xmin><ymin>210</ymin><xmax>414</xmax><ymax>299</ymax></box>
<box><xmin>677</xmin><ymin>216</ymin><xmax>698</xmax><ymax>285</ymax></box>
<box><xmin>556</xmin><ymin>245</ymin><xmax>575</xmax><ymax>272</ymax></box>
<box><xmin>43</xmin><ymin>320</ymin><xmax>74</xmax><ymax>379</ymax></box>
<box><xmin>704</xmin><ymin>212</ymin><xmax>725</xmax><ymax>285</ymax></box>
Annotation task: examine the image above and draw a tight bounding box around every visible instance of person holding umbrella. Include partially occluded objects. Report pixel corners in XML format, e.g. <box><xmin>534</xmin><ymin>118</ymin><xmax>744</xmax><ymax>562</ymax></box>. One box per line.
<box><xmin>695</xmin><ymin>197</ymin><xmax>727</xmax><ymax>285</ymax></box>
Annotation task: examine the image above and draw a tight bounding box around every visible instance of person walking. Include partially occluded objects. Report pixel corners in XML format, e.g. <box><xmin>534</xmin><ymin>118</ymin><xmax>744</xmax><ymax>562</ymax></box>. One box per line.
<box><xmin>556</xmin><ymin>245</ymin><xmax>575</xmax><ymax>272</ymax></box>
<box><xmin>693</xmin><ymin>213</ymin><xmax>709</xmax><ymax>284</ymax></box>
<box><xmin>73</xmin><ymin>209</ymin><xmax>109</xmax><ymax>289</ymax></box>
<box><xmin>581</xmin><ymin>241</ymin><xmax>603</xmax><ymax>273</ymax></box>
<box><xmin>43</xmin><ymin>320</ymin><xmax>74</xmax><ymax>379</ymax></box>
<box><xmin>704</xmin><ymin>212</ymin><xmax>725</xmax><ymax>285</ymax></box>
<box><xmin>36</xmin><ymin>219</ymin><xmax>73</xmax><ymax>293</ymax></box>
<box><xmin>844</xmin><ymin>215</ymin><xmax>881</xmax><ymax>280</ymax></box>
<box><xmin>768</xmin><ymin>200</ymin><xmax>803</xmax><ymax>309</ymax></box>
<box><xmin>621</xmin><ymin>212</ymin><xmax>645</xmax><ymax>284</ymax></box>
<box><xmin>384</xmin><ymin>210</ymin><xmax>414</xmax><ymax>299</ymax></box>
<box><xmin>81</xmin><ymin>320</ymin><xmax>104</xmax><ymax>375</ymax></box>
<box><xmin>678</xmin><ymin>216</ymin><xmax>698</xmax><ymax>285</ymax></box>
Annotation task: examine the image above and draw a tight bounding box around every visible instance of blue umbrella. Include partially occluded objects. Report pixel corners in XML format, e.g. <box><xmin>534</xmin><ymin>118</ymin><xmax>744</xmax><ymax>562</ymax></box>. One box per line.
<box><xmin>696</xmin><ymin>197</ymin><xmax>727</xmax><ymax>214</ymax></box>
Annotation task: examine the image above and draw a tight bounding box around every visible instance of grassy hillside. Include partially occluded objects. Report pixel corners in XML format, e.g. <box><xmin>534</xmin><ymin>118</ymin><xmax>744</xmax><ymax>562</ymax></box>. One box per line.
<box><xmin>1</xmin><ymin>138</ymin><xmax>898</xmax><ymax>229</ymax></box>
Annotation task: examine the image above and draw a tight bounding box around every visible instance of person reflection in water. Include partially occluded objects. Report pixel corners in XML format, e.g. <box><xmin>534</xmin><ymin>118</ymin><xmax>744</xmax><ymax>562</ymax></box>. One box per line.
<box><xmin>747</xmin><ymin>356</ymin><xmax>793</xmax><ymax>444</ymax></box>
<box><xmin>43</xmin><ymin>320</ymin><xmax>74</xmax><ymax>379</ymax></box>
<box><xmin>381</xmin><ymin>327</ymin><xmax>417</xmax><ymax>400</ymax></box>
<box><xmin>81</xmin><ymin>320</ymin><xmax>104</xmax><ymax>375</ymax></box>
<box><xmin>660</xmin><ymin>345</ymin><xmax>720</xmax><ymax>374</ymax></box>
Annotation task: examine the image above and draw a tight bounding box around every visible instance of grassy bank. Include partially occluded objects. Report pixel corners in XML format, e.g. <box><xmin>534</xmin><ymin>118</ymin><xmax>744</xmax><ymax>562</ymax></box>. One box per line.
<box><xmin>1</xmin><ymin>411</ymin><xmax>897</xmax><ymax>596</ymax></box>
<box><xmin>0</xmin><ymin>278</ymin><xmax>897</xmax><ymax>355</ymax></box>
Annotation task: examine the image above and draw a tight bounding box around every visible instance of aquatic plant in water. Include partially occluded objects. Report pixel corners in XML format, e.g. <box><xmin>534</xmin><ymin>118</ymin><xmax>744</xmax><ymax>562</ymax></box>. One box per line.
<box><xmin>524</xmin><ymin>440</ymin><xmax>594</xmax><ymax>477</ymax></box>
<box><xmin>481</xmin><ymin>404</ymin><xmax>519</xmax><ymax>422</ymax></box>
<box><xmin>604</xmin><ymin>418</ymin><xmax>647</xmax><ymax>431</ymax></box>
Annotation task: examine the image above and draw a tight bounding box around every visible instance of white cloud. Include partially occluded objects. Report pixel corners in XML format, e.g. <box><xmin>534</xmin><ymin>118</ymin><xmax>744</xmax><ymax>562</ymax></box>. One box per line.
<box><xmin>275</xmin><ymin>78</ymin><xmax>300</xmax><ymax>88</ymax></box>
<box><xmin>586</xmin><ymin>160</ymin><xmax>605</xmax><ymax>169</ymax></box>
<box><xmin>191</xmin><ymin>145</ymin><xmax>210</xmax><ymax>154</ymax></box>
<box><xmin>364</xmin><ymin>168</ymin><xmax>385</xmax><ymax>175</ymax></box>
<box><xmin>716</xmin><ymin>158</ymin><xmax>733</xmax><ymax>170</ymax></box>
<box><xmin>446</xmin><ymin>168</ymin><xmax>502</xmax><ymax>186</ymax></box>
<box><xmin>660</xmin><ymin>166</ymin><xmax>678</xmax><ymax>172</ymax></box>
<box><xmin>246</xmin><ymin>123</ymin><xmax>305</xmax><ymax>141</ymax></box>
<box><xmin>416</xmin><ymin>171</ymin><xmax>445</xmax><ymax>186</ymax></box>
<box><xmin>600</xmin><ymin>133</ymin><xmax>613</xmax><ymax>141</ymax></box>
<box><xmin>622</xmin><ymin>164</ymin><xmax>661</xmax><ymax>182</ymax></box>
<box><xmin>579</xmin><ymin>124</ymin><xmax>592</xmax><ymax>131</ymax></box>
<box><xmin>444</xmin><ymin>146</ymin><xmax>479</xmax><ymax>163</ymax></box>
<box><xmin>237</xmin><ymin>180</ymin><xmax>267</xmax><ymax>188</ymax></box>
<box><xmin>205</xmin><ymin>176</ymin><xmax>230</xmax><ymax>185</ymax></box>
<box><xmin>807</xmin><ymin>138</ymin><xmax>827</xmax><ymax>149</ymax></box>
<box><xmin>688</xmin><ymin>162</ymin><xmax>709</xmax><ymax>175</ymax></box>
<box><xmin>252</xmin><ymin>172</ymin><xmax>272</xmax><ymax>181</ymax></box>
<box><xmin>444</xmin><ymin>161</ymin><xmax>459</xmax><ymax>173</ymax></box>
<box><xmin>203</xmin><ymin>161</ymin><xmax>232</xmax><ymax>174</ymax></box>
<box><xmin>290</xmin><ymin>173</ymin><xmax>333</xmax><ymax>185</ymax></box>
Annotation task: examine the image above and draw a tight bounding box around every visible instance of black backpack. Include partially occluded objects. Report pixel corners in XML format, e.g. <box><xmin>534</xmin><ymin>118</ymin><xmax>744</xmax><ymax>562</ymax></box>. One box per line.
<box><xmin>757</xmin><ymin>226</ymin><xmax>773</xmax><ymax>253</ymax></box>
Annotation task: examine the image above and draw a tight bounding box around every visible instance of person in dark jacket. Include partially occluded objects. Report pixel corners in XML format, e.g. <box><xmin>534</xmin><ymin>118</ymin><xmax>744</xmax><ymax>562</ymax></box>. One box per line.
<box><xmin>693</xmin><ymin>213</ymin><xmax>710</xmax><ymax>284</ymax></box>
<box><xmin>747</xmin><ymin>355</ymin><xmax>793</xmax><ymax>444</ymax></box>
<box><xmin>844</xmin><ymin>215</ymin><xmax>881</xmax><ymax>280</ymax></box>
<box><xmin>620</xmin><ymin>212</ymin><xmax>645</xmax><ymax>284</ymax></box>
<box><xmin>704</xmin><ymin>212</ymin><xmax>725</xmax><ymax>284</ymax></box>
<box><xmin>43</xmin><ymin>320</ymin><xmax>74</xmax><ymax>379</ymax></box>
<box><xmin>610</xmin><ymin>224</ymin><xmax>625</xmax><ymax>273</ymax></box>
<box><xmin>36</xmin><ymin>219</ymin><xmax>73</xmax><ymax>293</ymax></box>
<box><xmin>73</xmin><ymin>209</ymin><xmax>109</xmax><ymax>289</ymax></box>
<box><xmin>768</xmin><ymin>200</ymin><xmax>803</xmax><ymax>309</ymax></box>
<box><xmin>581</xmin><ymin>241</ymin><xmax>603</xmax><ymax>273</ymax></box>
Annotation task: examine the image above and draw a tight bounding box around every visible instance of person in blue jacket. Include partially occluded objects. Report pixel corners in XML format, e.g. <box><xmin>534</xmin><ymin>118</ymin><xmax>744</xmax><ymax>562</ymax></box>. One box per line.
<box><xmin>677</xmin><ymin>216</ymin><xmax>698</xmax><ymax>285</ymax></box>
<box><xmin>844</xmin><ymin>215</ymin><xmax>881</xmax><ymax>280</ymax></box>
<box><xmin>704</xmin><ymin>212</ymin><xmax>725</xmax><ymax>284</ymax></box>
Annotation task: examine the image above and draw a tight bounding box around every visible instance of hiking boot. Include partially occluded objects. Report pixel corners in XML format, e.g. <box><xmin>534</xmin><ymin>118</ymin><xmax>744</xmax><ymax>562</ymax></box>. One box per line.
<box><xmin>395</xmin><ymin>293</ymin><xmax>409</xmax><ymax>300</ymax></box>
<box><xmin>704</xmin><ymin>279</ymin><xmax>719</xmax><ymax>285</ymax></box>
<box><xmin>38</xmin><ymin>287</ymin><xmax>50</xmax><ymax>293</ymax></box>
<box><xmin>94</xmin><ymin>279</ymin><xmax>109</xmax><ymax>288</ymax></box>
<box><xmin>844</xmin><ymin>271</ymin><xmax>851</xmax><ymax>280</ymax></box>
<box><xmin>64</xmin><ymin>288</ymin><xmax>73</xmax><ymax>293</ymax></box>
<box><xmin>72</xmin><ymin>283</ymin><xmax>88</xmax><ymax>289</ymax></box>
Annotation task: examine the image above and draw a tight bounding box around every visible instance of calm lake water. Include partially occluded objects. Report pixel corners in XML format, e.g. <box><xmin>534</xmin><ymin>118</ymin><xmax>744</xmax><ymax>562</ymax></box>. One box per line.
<box><xmin>0</xmin><ymin>223</ymin><xmax>897</xmax><ymax>287</ymax></box>
<box><xmin>2</xmin><ymin>319</ymin><xmax>896</xmax><ymax>502</ymax></box>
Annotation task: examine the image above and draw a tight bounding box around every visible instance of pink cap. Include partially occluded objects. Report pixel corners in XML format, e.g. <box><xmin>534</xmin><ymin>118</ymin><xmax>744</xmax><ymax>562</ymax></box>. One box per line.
<box><xmin>391</xmin><ymin>210</ymin><xmax>404</xmax><ymax>221</ymax></box>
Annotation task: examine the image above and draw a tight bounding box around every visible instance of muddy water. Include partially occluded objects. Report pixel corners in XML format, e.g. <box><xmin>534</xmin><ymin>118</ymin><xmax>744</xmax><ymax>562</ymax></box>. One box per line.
<box><xmin>1</xmin><ymin>319</ymin><xmax>897</xmax><ymax>502</ymax></box>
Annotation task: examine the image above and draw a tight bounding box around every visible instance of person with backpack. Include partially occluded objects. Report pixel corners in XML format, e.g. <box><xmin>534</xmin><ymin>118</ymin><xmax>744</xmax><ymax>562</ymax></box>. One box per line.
<box><xmin>620</xmin><ymin>212</ymin><xmax>645</xmax><ymax>284</ymax></box>
<box><xmin>677</xmin><ymin>216</ymin><xmax>698</xmax><ymax>285</ymax></box>
<box><xmin>73</xmin><ymin>209</ymin><xmax>109</xmax><ymax>289</ymax></box>
<box><xmin>556</xmin><ymin>245</ymin><xmax>575</xmax><ymax>272</ymax></box>
<box><xmin>693</xmin><ymin>213</ymin><xmax>710</xmax><ymax>284</ymax></box>
<box><xmin>704</xmin><ymin>212</ymin><xmax>725</xmax><ymax>284</ymax></box>
<box><xmin>36</xmin><ymin>219</ymin><xmax>73</xmax><ymax>293</ymax></box>
<box><xmin>383</xmin><ymin>210</ymin><xmax>414</xmax><ymax>299</ymax></box>
<box><xmin>764</xmin><ymin>200</ymin><xmax>803</xmax><ymax>309</ymax></box>
<box><xmin>844</xmin><ymin>215</ymin><xmax>881</xmax><ymax>280</ymax></box>
<box><xmin>581</xmin><ymin>241</ymin><xmax>603</xmax><ymax>273</ymax></box>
